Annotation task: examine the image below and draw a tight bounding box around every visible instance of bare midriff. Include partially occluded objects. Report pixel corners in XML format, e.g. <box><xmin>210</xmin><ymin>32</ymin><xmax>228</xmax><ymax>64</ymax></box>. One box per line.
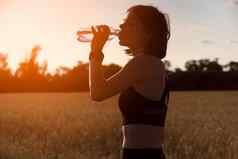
<box><xmin>122</xmin><ymin>124</ymin><xmax>165</xmax><ymax>149</ymax></box>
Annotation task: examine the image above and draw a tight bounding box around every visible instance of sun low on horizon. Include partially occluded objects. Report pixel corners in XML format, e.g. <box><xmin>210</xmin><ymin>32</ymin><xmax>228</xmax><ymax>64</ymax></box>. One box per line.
<box><xmin>0</xmin><ymin>0</ymin><xmax>237</xmax><ymax>73</ymax></box>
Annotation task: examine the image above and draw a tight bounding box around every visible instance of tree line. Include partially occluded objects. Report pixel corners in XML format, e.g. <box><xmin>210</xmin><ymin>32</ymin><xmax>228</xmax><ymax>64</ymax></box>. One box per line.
<box><xmin>0</xmin><ymin>46</ymin><xmax>237</xmax><ymax>92</ymax></box>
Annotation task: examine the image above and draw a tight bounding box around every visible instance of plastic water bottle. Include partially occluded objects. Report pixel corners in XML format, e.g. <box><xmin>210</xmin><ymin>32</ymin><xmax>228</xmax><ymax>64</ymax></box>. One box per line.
<box><xmin>77</xmin><ymin>26</ymin><xmax>120</xmax><ymax>42</ymax></box>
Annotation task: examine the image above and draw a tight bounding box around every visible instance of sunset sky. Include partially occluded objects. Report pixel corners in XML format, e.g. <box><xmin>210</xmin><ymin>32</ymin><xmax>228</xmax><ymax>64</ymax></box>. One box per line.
<box><xmin>0</xmin><ymin>0</ymin><xmax>237</xmax><ymax>73</ymax></box>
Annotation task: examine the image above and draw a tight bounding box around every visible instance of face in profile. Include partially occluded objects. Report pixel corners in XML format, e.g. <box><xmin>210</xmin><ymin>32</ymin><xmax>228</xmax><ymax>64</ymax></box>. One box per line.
<box><xmin>118</xmin><ymin>12</ymin><xmax>151</xmax><ymax>52</ymax></box>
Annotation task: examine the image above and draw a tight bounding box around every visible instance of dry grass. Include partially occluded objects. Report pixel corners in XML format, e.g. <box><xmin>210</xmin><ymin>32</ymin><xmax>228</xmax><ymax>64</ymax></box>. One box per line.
<box><xmin>0</xmin><ymin>91</ymin><xmax>237</xmax><ymax>159</ymax></box>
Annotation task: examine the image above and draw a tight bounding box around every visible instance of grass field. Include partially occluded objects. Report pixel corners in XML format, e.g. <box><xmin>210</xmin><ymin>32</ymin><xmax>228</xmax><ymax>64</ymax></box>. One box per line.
<box><xmin>0</xmin><ymin>91</ymin><xmax>237</xmax><ymax>159</ymax></box>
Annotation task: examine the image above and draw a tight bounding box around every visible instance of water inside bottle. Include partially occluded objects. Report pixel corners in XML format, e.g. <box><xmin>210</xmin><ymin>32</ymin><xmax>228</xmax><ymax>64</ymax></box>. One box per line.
<box><xmin>77</xmin><ymin>27</ymin><xmax>120</xmax><ymax>42</ymax></box>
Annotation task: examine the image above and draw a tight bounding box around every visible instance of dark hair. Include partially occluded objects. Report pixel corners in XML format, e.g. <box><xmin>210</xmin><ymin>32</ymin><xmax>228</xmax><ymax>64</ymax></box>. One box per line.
<box><xmin>124</xmin><ymin>5</ymin><xmax>170</xmax><ymax>59</ymax></box>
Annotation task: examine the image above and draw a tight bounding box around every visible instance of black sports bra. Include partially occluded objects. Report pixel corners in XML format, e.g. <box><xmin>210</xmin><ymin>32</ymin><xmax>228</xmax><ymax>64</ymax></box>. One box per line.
<box><xmin>118</xmin><ymin>78</ymin><xmax>170</xmax><ymax>127</ymax></box>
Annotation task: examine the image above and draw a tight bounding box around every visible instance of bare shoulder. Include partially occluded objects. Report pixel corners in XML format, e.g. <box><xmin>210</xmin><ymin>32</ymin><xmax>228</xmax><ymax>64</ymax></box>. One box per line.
<box><xmin>126</xmin><ymin>54</ymin><xmax>165</xmax><ymax>71</ymax></box>
<box><xmin>122</xmin><ymin>54</ymin><xmax>165</xmax><ymax>81</ymax></box>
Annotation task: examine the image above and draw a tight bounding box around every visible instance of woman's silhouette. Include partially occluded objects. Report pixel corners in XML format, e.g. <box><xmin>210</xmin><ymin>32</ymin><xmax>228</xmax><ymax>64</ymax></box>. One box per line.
<box><xmin>79</xmin><ymin>4</ymin><xmax>170</xmax><ymax>159</ymax></box>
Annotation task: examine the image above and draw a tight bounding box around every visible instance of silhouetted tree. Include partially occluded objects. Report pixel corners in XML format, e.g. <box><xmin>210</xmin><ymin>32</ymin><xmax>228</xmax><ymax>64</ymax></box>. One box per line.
<box><xmin>198</xmin><ymin>58</ymin><xmax>210</xmax><ymax>72</ymax></box>
<box><xmin>55</xmin><ymin>66</ymin><xmax>71</xmax><ymax>76</ymax></box>
<box><xmin>0</xmin><ymin>53</ymin><xmax>12</xmax><ymax>92</ymax></box>
<box><xmin>185</xmin><ymin>58</ymin><xmax>223</xmax><ymax>72</ymax></box>
<box><xmin>16</xmin><ymin>45</ymin><xmax>42</xmax><ymax>78</ymax></box>
<box><xmin>185</xmin><ymin>60</ymin><xmax>201</xmax><ymax>72</ymax></box>
<box><xmin>174</xmin><ymin>67</ymin><xmax>183</xmax><ymax>73</ymax></box>
<box><xmin>14</xmin><ymin>45</ymin><xmax>49</xmax><ymax>91</ymax></box>
<box><xmin>206</xmin><ymin>58</ymin><xmax>223</xmax><ymax>72</ymax></box>
<box><xmin>224</xmin><ymin>61</ymin><xmax>238</xmax><ymax>72</ymax></box>
<box><xmin>0</xmin><ymin>46</ymin><xmax>238</xmax><ymax>92</ymax></box>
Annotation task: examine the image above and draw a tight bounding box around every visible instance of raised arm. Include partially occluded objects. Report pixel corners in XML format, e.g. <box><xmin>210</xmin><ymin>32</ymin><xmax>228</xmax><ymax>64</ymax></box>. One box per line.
<box><xmin>89</xmin><ymin>55</ymin><xmax>152</xmax><ymax>101</ymax></box>
<box><xmin>85</xmin><ymin>25</ymin><xmax>153</xmax><ymax>101</ymax></box>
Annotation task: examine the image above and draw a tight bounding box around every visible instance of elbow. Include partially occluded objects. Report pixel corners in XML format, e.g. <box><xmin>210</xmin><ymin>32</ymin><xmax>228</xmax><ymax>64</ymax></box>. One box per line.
<box><xmin>91</xmin><ymin>95</ymin><xmax>104</xmax><ymax>102</ymax></box>
<box><xmin>90</xmin><ymin>90</ymin><xmax>105</xmax><ymax>102</ymax></box>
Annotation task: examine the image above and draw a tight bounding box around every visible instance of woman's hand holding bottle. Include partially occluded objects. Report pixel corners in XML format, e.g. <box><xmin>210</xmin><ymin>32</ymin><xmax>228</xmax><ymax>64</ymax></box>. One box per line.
<box><xmin>89</xmin><ymin>25</ymin><xmax>110</xmax><ymax>62</ymax></box>
<box><xmin>76</xmin><ymin>24</ymin><xmax>120</xmax><ymax>62</ymax></box>
<box><xmin>90</xmin><ymin>25</ymin><xmax>110</xmax><ymax>53</ymax></box>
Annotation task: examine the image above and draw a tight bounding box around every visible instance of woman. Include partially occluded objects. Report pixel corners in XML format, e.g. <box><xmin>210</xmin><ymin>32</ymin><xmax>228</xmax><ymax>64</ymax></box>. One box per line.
<box><xmin>80</xmin><ymin>4</ymin><xmax>170</xmax><ymax>159</ymax></box>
